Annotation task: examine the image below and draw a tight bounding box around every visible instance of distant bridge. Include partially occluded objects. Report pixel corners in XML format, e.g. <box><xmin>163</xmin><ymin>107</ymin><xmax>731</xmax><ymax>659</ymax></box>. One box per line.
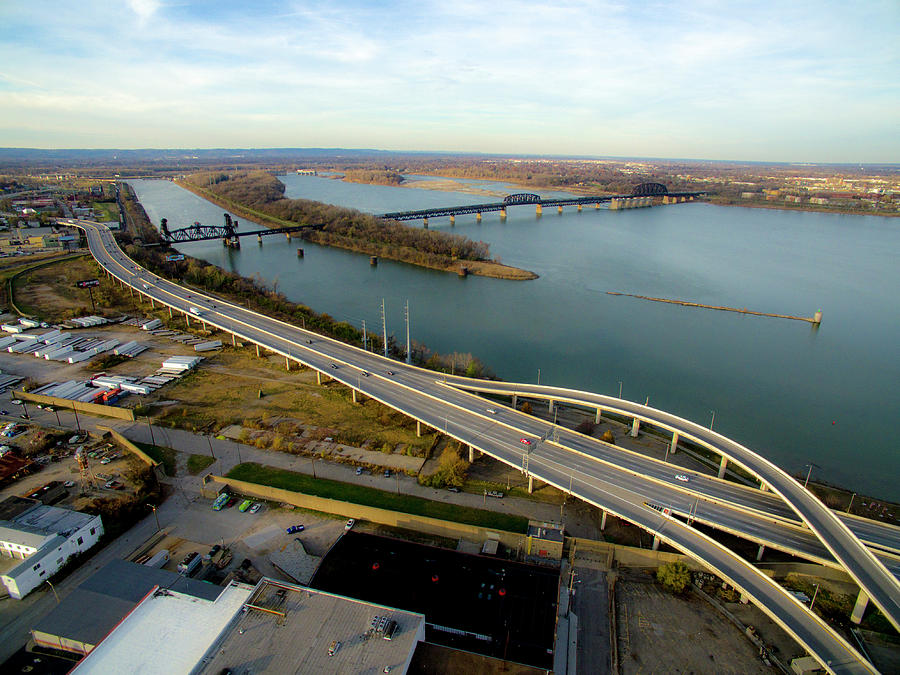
<box><xmin>158</xmin><ymin>213</ymin><xmax>322</xmax><ymax>248</ymax></box>
<box><xmin>380</xmin><ymin>184</ymin><xmax>705</xmax><ymax>223</ymax></box>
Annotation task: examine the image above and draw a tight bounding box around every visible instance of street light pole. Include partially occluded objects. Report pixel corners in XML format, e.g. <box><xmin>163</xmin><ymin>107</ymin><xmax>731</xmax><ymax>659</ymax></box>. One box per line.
<box><xmin>45</xmin><ymin>580</ymin><xmax>60</xmax><ymax>604</ymax></box>
<box><xmin>617</xmin><ymin>381</ymin><xmax>623</xmax><ymax>399</ymax></box>
<box><xmin>847</xmin><ymin>492</ymin><xmax>857</xmax><ymax>513</ymax></box>
<box><xmin>147</xmin><ymin>504</ymin><xmax>160</xmax><ymax>531</ymax></box>
<box><xmin>537</xmin><ymin>369</ymin><xmax>541</xmax><ymax>386</ymax></box>
<box><xmin>709</xmin><ymin>410</ymin><xmax>716</xmax><ymax>430</ymax></box>
<box><xmin>810</xmin><ymin>583</ymin><xmax>820</xmax><ymax>611</ymax></box>
<box><xmin>803</xmin><ymin>463</ymin><xmax>818</xmax><ymax>488</ymax></box>
<box><xmin>206</xmin><ymin>435</ymin><xmax>216</xmax><ymax>460</ymax></box>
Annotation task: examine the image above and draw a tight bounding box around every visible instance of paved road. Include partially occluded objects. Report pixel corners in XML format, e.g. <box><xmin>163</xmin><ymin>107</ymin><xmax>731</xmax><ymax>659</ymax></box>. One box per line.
<box><xmin>72</xmin><ymin>219</ymin><xmax>884</xmax><ymax>673</ymax></box>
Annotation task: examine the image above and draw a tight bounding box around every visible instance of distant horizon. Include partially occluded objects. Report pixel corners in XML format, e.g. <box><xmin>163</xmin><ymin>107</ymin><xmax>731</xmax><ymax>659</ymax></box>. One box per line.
<box><xmin>1</xmin><ymin>146</ymin><xmax>898</xmax><ymax>169</ymax></box>
<box><xmin>2</xmin><ymin>2</ymin><xmax>897</xmax><ymax>163</ymax></box>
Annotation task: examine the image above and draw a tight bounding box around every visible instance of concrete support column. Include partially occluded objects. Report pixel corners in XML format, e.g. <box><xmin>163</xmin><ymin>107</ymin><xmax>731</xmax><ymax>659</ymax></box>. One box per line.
<box><xmin>316</xmin><ymin>371</ymin><xmax>322</xmax><ymax>385</ymax></box>
<box><xmin>468</xmin><ymin>445</ymin><xmax>475</xmax><ymax>463</ymax></box>
<box><xmin>756</xmin><ymin>544</ymin><xmax>766</xmax><ymax>561</ymax></box>
<box><xmin>129</xmin><ymin>287</ymin><xmax>133</xmax><ymax>297</ymax></box>
<box><xmin>851</xmin><ymin>589</ymin><xmax>869</xmax><ymax>624</ymax></box>
<box><xmin>630</xmin><ymin>417</ymin><xmax>640</xmax><ymax>437</ymax></box>
<box><xmin>600</xmin><ymin>510</ymin><xmax>607</xmax><ymax>531</ymax></box>
<box><xmin>231</xmin><ymin>334</ymin><xmax>236</xmax><ymax>346</ymax></box>
<box><xmin>651</xmin><ymin>535</ymin><xmax>660</xmax><ymax>551</ymax></box>
<box><xmin>255</xmin><ymin>344</ymin><xmax>260</xmax><ymax>358</ymax></box>
<box><xmin>449</xmin><ymin>215</ymin><xmax>455</xmax><ymax>225</ymax></box>
<box><xmin>351</xmin><ymin>389</ymin><xmax>357</xmax><ymax>404</ymax></box>
<box><xmin>595</xmin><ymin>407</ymin><xmax>602</xmax><ymax>424</ymax></box>
<box><xmin>285</xmin><ymin>356</ymin><xmax>290</xmax><ymax>371</ymax></box>
<box><xmin>577</xmin><ymin>204</ymin><xmax>582</xmax><ymax>212</ymax></box>
<box><xmin>760</xmin><ymin>482</ymin><xmax>769</xmax><ymax>491</ymax></box>
<box><xmin>423</xmin><ymin>217</ymin><xmax>428</xmax><ymax>228</ymax></box>
<box><xmin>500</xmin><ymin>208</ymin><xmax>507</xmax><ymax>219</ymax></box>
<box><xmin>185</xmin><ymin>314</ymin><xmax>190</xmax><ymax>326</ymax></box>
<box><xmin>416</xmin><ymin>421</ymin><xmax>422</xmax><ymax>437</ymax></box>
<box><xmin>557</xmin><ymin>205</ymin><xmax>563</xmax><ymax>214</ymax></box>
<box><xmin>168</xmin><ymin>307</ymin><xmax>173</xmax><ymax>318</ymax></box>
<box><xmin>549</xmin><ymin>399</ymin><xmax>555</xmax><ymax>413</ymax></box>
<box><xmin>476</xmin><ymin>213</ymin><xmax>482</xmax><ymax>222</ymax></box>
<box><xmin>717</xmin><ymin>455</ymin><xmax>728</xmax><ymax>479</ymax></box>
<box><xmin>528</xmin><ymin>475</ymin><xmax>534</xmax><ymax>494</ymax></box>
<box><xmin>670</xmin><ymin>431</ymin><xmax>679</xmax><ymax>455</ymax></box>
<box><xmin>150</xmin><ymin>298</ymin><xmax>155</xmax><ymax>308</ymax></box>
<box><xmin>535</xmin><ymin>204</ymin><xmax>542</xmax><ymax>215</ymax></box>
<box><xmin>202</xmin><ymin>322</ymin><xmax>207</xmax><ymax>331</ymax></box>
<box><xmin>511</xmin><ymin>394</ymin><xmax>518</xmax><ymax>410</ymax></box>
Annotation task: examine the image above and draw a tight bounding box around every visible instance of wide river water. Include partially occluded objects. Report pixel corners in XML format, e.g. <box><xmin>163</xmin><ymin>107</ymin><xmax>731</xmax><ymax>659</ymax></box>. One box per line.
<box><xmin>128</xmin><ymin>176</ymin><xmax>900</xmax><ymax>501</ymax></box>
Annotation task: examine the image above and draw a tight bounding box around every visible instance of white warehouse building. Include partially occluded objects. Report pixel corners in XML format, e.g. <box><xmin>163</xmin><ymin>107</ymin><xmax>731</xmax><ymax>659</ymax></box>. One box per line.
<box><xmin>0</xmin><ymin>496</ymin><xmax>103</xmax><ymax>599</ymax></box>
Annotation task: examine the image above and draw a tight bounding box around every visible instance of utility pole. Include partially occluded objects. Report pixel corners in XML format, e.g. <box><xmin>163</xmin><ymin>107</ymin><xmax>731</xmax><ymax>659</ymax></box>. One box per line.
<box><xmin>405</xmin><ymin>300</ymin><xmax>411</xmax><ymax>365</ymax></box>
<box><xmin>362</xmin><ymin>320</ymin><xmax>367</xmax><ymax>351</ymax></box>
<box><xmin>381</xmin><ymin>298</ymin><xmax>388</xmax><ymax>358</ymax></box>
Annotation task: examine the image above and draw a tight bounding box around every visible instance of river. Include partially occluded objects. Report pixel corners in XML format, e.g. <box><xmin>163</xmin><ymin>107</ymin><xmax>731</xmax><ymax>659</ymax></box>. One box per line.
<box><xmin>128</xmin><ymin>176</ymin><xmax>900</xmax><ymax>501</ymax></box>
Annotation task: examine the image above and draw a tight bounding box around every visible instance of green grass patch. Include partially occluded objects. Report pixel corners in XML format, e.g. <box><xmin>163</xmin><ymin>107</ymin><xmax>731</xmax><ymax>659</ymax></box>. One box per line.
<box><xmin>227</xmin><ymin>462</ymin><xmax>528</xmax><ymax>533</ymax></box>
<box><xmin>135</xmin><ymin>442</ymin><xmax>178</xmax><ymax>476</ymax></box>
<box><xmin>187</xmin><ymin>453</ymin><xmax>216</xmax><ymax>475</ymax></box>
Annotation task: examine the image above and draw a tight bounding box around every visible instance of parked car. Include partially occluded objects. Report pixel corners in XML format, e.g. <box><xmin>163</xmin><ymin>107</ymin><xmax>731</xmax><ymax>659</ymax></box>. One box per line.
<box><xmin>238</xmin><ymin>499</ymin><xmax>252</xmax><ymax>512</ymax></box>
<box><xmin>345</xmin><ymin>519</ymin><xmax>355</xmax><ymax>530</ymax></box>
<box><xmin>328</xmin><ymin>640</ymin><xmax>341</xmax><ymax>657</ymax></box>
<box><xmin>384</xmin><ymin>469</ymin><xmax>391</xmax><ymax>478</ymax></box>
<box><xmin>286</xmin><ymin>524</ymin><xmax>305</xmax><ymax>534</ymax></box>
<box><xmin>356</xmin><ymin>466</ymin><xmax>363</xmax><ymax>475</ymax></box>
<box><xmin>224</xmin><ymin>496</ymin><xmax>238</xmax><ymax>508</ymax></box>
<box><xmin>249</xmin><ymin>502</ymin><xmax>262</xmax><ymax>514</ymax></box>
<box><xmin>486</xmin><ymin>490</ymin><xmax>505</xmax><ymax>499</ymax></box>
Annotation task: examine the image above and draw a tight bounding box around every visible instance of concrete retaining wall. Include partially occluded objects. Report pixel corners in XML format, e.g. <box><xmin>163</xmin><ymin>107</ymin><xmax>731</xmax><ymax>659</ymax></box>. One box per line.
<box><xmin>97</xmin><ymin>425</ymin><xmax>158</xmax><ymax>468</ymax></box>
<box><xmin>206</xmin><ymin>475</ymin><xmax>528</xmax><ymax>548</ymax></box>
<box><xmin>13</xmin><ymin>389</ymin><xmax>135</xmax><ymax>421</ymax></box>
<box><xmin>569</xmin><ymin>536</ymin><xmax>710</xmax><ymax>570</ymax></box>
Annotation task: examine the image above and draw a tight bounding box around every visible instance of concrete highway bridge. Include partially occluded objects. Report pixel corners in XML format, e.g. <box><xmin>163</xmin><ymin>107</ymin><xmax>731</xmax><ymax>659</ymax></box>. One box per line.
<box><xmin>380</xmin><ymin>183</ymin><xmax>706</xmax><ymax>225</ymax></box>
<box><xmin>71</xmin><ymin>219</ymin><xmax>899</xmax><ymax>673</ymax></box>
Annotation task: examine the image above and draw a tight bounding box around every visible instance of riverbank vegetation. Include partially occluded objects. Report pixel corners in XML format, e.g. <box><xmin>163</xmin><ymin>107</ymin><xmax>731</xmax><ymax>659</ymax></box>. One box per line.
<box><xmin>177</xmin><ymin>171</ymin><xmax>537</xmax><ymax>280</ymax></box>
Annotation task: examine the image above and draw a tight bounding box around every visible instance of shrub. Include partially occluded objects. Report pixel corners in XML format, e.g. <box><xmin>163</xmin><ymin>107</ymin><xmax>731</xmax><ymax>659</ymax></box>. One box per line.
<box><xmin>657</xmin><ymin>561</ymin><xmax>691</xmax><ymax>593</ymax></box>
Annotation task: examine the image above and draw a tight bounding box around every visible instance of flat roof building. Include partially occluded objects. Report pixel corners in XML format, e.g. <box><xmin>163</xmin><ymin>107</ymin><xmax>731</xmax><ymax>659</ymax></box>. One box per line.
<box><xmin>0</xmin><ymin>496</ymin><xmax>103</xmax><ymax>599</ymax></box>
<box><xmin>32</xmin><ymin>559</ymin><xmax>227</xmax><ymax>656</ymax></box>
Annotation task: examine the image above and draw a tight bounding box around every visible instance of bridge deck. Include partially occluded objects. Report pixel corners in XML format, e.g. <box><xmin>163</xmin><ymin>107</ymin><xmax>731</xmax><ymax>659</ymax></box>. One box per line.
<box><xmin>380</xmin><ymin>192</ymin><xmax>704</xmax><ymax>220</ymax></box>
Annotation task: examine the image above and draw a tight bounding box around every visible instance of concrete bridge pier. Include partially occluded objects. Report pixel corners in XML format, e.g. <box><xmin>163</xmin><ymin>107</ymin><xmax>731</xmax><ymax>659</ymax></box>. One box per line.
<box><xmin>476</xmin><ymin>213</ymin><xmax>482</xmax><ymax>223</ymax></box>
<box><xmin>594</xmin><ymin>203</ymin><xmax>601</xmax><ymax>209</ymax></box>
<box><xmin>528</xmin><ymin>475</ymin><xmax>534</xmax><ymax>493</ymax></box>
<box><xmin>630</xmin><ymin>418</ymin><xmax>640</xmax><ymax>437</ymax></box>
<box><xmin>468</xmin><ymin>445</ymin><xmax>475</xmax><ymax>463</ymax></box>
<box><xmin>595</xmin><ymin>407</ymin><xmax>602</xmax><ymax>424</ymax></box>
<box><xmin>231</xmin><ymin>334</ymin><xmax>236</xmax><ymax>346</ymax></box>
<box><xmin>651</xmin><ymin>535</ymin><xmax>660</xmax><ymax>551</ymax></box>
<box><xmin>351</xmin><ymin>389</ymin><xmax>357</xmax><ymax>403</ymax></box>
<box><xmin>851</xmin><ymin>589</ymin><xmax>869</xmax><ymax>624</ymax></box>
<box><xmin>548</xmin><ymin>399</ymin><xmax>555</xmax><ymax>413</ymax></box>
<box><xmin>511</xmin><ymin>394</ymin><xmax>518</xmax><ymax>409</ymax></box>
<box><xmin>185</xmin><ymin>314</ymin><xmax>190</xmax><ymax>326</ymax></box>
<box><xmin>500</xmin><ymin>208</ymin><xmax>507</xmax><ymax>219</ymax></box>
<box><xmin>600</xmin><ymin>510</ymin><xmax>607</xmax><ymax>530</ymax></box>
<box><xmin>535</xmin><ymin>204</ymin><xmax>542</xmax><ymax>216</ymax></box>
<box><xmin>756</xmin><ymin>544</ymin><xmax>766</xmax><ymax>561</ymax></box>
<box><xmin>577</xmin><ymin>204</ymin><xmax>582</xmax><ymax>212</ymax></box>
<box><xmin>285</xmin><ymin>355</ymin><xmax>290</xmax><ymax>371</ymax></box>
<box><xmin>717</xmin><ymin>456</ymin><xmax>728</xmax><ymax>479</ymax></box>
<box><xmin>760</xmin><ymin>482</ymin><xmax>769</xmax><ymax>491</ymax></box>
<box><xmin>255</xmin><ymin>344</ymin><xmax>260</xmax><ymax>358</ymax></box>
<box><xmin>670</xmin><ymin>432</ymin><xmax>679</xmax><ymax>455</ymax></box>
<box><xmin>449</xmin><ymin>215</ymin><xmax>455</xmax><ymax>225</ymax></box>
<box><xmin>316</xmin><ymin>370</ymin><xmax>322</xmax><ymax>385</ymax></box>
<box><xmin>557</xmin><ymin>205</ymin><xmax>563</xmax><ymax>214</ymax></box>
<box><xmin>416</xmin><ymin>421</ymin><xmax>422</xmax><ymax>437</ymax></box>
<box><xmin>423</xmin><ymin>218</ymin><xmax>428</xmax><ymax>229</ymax></box>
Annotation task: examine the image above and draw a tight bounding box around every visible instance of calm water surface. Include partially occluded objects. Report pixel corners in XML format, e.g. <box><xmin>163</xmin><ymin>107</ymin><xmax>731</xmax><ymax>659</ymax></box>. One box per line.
<box><xmin>129</xmin><ymin>176</ymin><xmax>900</xmax><ymax>500</ymax></box>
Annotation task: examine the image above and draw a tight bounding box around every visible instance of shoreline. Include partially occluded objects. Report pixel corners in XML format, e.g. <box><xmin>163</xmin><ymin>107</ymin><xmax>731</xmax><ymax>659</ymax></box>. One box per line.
<box><xmin>174</xmin><ymin>179</ymin><xmax>538</xmax><ymax>281</ymax></box>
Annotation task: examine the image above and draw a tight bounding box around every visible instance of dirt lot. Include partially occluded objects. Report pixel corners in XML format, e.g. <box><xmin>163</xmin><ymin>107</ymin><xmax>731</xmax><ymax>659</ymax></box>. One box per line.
<box><xmin>616</xmin><ymin>573</ymin><xmax>775</xmax><ymax>675</ymax></box>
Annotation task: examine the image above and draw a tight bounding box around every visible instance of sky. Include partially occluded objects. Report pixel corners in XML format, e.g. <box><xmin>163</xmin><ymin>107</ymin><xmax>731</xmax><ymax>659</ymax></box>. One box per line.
<box><xmin>0</xmin><ymin>1</ymin><xmax>897</xmax><ymax>162</ymax></box>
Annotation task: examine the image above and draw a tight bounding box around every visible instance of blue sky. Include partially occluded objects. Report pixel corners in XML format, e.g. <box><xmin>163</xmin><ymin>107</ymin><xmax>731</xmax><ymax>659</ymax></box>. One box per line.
<box><xmin>0</xmin><ymin>0</ymin><xmax>897</xmax><ymax>162</ymax></box>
